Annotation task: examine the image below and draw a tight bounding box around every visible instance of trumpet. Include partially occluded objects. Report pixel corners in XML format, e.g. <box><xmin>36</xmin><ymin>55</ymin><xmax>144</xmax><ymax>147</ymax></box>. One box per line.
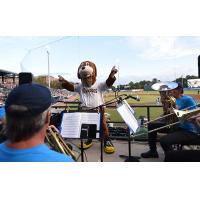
<box><xmin>45</xmin><ymin>125</ymin><xmax>77</xmax><ymax>161</ymax></box>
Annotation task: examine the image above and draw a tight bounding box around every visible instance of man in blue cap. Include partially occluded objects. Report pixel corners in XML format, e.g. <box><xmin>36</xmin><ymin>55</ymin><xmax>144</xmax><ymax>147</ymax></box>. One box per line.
<box><xmin>0</xmin><ymin>83</ymin><xmax>74</xmax><ymax>162</ymax></box>
<box><xmin>141</xmin><ymin>82</ymin><xmax>199</xmax><ymax>159</ymax></box>
<box><xmin>0</xmin><ymin>103</ymin><xmax>6</xmax><ymax>143</ymax></box>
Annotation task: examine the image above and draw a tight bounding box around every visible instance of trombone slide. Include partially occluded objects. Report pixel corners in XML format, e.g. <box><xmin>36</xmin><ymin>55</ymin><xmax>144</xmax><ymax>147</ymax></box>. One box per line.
<box><xmin>147</xmin><ymin>108</ymin><xmax>200</xmax><ymax>134</ymax></box>
<box><xmin>173</xmin><ymin>108</ymin><xmax>200</xmax><ymax>120</ymax></box>
<box><xmin>148</xmin><ymin>121</ymin><xmax>180</xmax><ymax>133</ymax></box>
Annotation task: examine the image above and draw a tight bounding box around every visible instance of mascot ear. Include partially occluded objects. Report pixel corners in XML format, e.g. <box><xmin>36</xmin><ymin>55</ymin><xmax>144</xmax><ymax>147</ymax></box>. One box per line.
<box><xmin>94</xmin><ymin>64</ymin><xmax>97</xmax><ymax>77</ymax></box>
<box><xmin>89</xmin><ymin>61</ymin><xmax>97</xmax><ymax>84</ymax></box>
<box><xmin>90</xmin><ymin>61</ymin><xmax>97</xmax><ymax>77</ymax></box>
<box><xmin>77</xmin><ymin>64</ymin><xmax>83</xmax><ymax>79</ymax></box>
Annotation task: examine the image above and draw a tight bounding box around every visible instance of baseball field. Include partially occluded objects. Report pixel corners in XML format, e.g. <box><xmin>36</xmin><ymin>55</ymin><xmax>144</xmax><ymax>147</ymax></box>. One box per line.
<box><xmin>104</xmin><ymin>90</ymin><xmax>200</xmax><ymax>122</ymax></box>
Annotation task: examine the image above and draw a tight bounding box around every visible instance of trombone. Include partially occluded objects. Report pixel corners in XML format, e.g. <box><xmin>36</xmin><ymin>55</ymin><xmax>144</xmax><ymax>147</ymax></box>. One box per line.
<box><xmin>142</xmin><ymin>81</ymin><xmax>200</xmax><ymax>134</ymax></box>
<box><xmin>144</xmin><ymin>106</ymin><xmax>200</xmax><ymax>134</ymax></box>
<box><xmin>45</xmin><ymin>125</ymin><xmax>77</xmax><ymax>161</ymax></box>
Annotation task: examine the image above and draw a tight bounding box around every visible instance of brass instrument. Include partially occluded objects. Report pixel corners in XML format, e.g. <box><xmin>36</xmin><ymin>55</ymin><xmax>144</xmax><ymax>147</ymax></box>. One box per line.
<box><xmin>160</xmin><ymin>91</ymin><xmax>176</xmax><ymax>114</ymax></box>
<box><xmin>173</xmin><ymin>107</ymin><xmax>200</xmax><ymax>121</ymax></box>
<box><xmin>143</xmin><ymin>81</ymin><xmax>200</xmax><ymax>133</ymax></box>
<box><xmin>147</xmin><ymin>107</ymin><xmax>200</xmax><ymax>133</ymax></box>
<box><xmin>45</xmin><ymin>125</ymin><xmax>77</xmax><ymax>161</ymax></box>
<box><xmin>151</xmin><ymin>81</ymin><xmax>178</xmax><ymax>91</ymax></box>
<box><xmin>160</xmin><ymin>92</ymin><xmax>178</xmax><ymax>124</ymax></box>
<box><xmin>144</xmin><ymin>82</ymin><xmax>178</xmax><ymax>127</ymax></box>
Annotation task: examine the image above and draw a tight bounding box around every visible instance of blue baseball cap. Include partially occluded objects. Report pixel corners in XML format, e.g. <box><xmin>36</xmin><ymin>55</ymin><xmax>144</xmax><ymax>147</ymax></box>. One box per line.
<box><xmin>176</xmin><ymin>82</ymin><xmax>183</xmax><ymax>89</ymax></box>
<box><xmin>5</xmin><ymin>83</ymin><xmax>52</xmax><ymax>116</ymax></box>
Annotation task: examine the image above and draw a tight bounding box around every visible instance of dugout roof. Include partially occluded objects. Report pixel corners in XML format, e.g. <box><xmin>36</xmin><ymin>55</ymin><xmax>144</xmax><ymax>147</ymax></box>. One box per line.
<box><xmin>0</xmin><ymin>69</ymin><xmax>18</xmax><ymax>77</ymax></box>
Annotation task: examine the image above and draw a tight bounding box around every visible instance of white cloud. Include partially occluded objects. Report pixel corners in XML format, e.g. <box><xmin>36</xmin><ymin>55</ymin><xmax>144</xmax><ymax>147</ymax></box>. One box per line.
<box><xmin>110</xmin><ymin>62</ymin><xmax>198</xmax><ymax>85</ymax></box>
<box><xmin>128</xmin><ymin>36</ymin><xmax>200</xmax><ymax>60</ymax></box>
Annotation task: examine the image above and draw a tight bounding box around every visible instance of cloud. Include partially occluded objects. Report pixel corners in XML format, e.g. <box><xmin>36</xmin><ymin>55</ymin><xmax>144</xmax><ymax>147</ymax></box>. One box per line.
<box><xmin>109</xmin><ymin>63</ymin><xmax>198</xmax><ymax>84</ymax></box>
<box><xmin>128</xmin><ymin>36</ymin><xmax>200</xmax><ymax>60</ymax></box>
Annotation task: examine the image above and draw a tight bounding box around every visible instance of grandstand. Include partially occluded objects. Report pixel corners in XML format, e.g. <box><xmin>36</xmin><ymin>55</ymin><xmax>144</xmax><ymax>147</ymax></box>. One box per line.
<box><xmin>0</xmin><ymin>69</ymin><xmax>18</xmax><ymax>103</ymax></box>
<box><xmin>0</xmin><ymin>69</ymin><xmax>18</xmax><ymax>84</ymax></box>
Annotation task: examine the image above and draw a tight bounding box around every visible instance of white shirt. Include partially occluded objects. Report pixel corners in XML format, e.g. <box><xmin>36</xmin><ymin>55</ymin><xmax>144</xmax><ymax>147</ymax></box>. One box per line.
<box><xmin>74</xmin><ymin>81</ymin><xmax>108</xmax><ymax>108</ymax></box>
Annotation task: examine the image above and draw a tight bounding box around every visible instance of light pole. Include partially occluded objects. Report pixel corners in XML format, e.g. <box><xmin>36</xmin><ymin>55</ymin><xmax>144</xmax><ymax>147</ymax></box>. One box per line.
<box><xmin>46</xmin><ymin>50</ymin><xmax>50</xmax><ymax>89</ymax></box>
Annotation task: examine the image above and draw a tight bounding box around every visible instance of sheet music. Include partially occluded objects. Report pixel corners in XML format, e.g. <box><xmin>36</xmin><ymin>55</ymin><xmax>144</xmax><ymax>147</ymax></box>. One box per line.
<box><xmin>60</xmin><ymin>112</ymin><xmax>100</xmax><ymax>138</ymax></box>
<box><xmin>122</xmin><ymin>100</ymin><xmax>135</xmax><ymax>115</ymax></box>
<box><xmin>117</xmin><ymin>101</ymin><xmax>139</xmax><ymax>134</ymax></box>
<box><xmin>60</xmin><ymin>113</ymin><xmax>82</xmax><ymax>138</ymax></box>
<box><xmin>80</xmin><ymin>113</ymin><xmax>100</xmax><ymax>131</ymax></box>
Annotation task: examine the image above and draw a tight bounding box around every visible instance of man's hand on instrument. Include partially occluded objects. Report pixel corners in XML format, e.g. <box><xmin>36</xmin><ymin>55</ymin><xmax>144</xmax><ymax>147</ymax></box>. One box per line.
<box><xmin>187</xmin><ymin>113</ymin><xmax>200</xmax><ymax>121</ymax></box>
<box><xmin>166</xmin><ymin>107</ymin><xmax>174</xmax><ymax>114</ymax></box>
<box><xmin>187</xmin><ymin>112</ymin><xmax>200</xmax><ymax>125</ymax></box>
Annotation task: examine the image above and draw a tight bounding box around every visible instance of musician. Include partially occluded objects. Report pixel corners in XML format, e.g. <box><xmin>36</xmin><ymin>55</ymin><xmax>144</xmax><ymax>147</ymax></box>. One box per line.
<box><xmin>0</xmin><ymin>83</ymin><xmax>74</xmax><ymax>162</ymax></box>
<box><xmin>164</xmin><ymin>113</ymin><xmax>200</xmax><ymax>162</ymax></box>
<box><xmin>193</xmin><ymin>113</ymin><xmax>200</xmax><ymax>130</ymax></box>
<box><xmin>0</xmin><ymin>105</ymin><xmax>6</xmax><ymax>143</ymax></box>
<box><xmin>141</xmin><ymin>83</ymin><xmax>198</xmax><ymax>158</ymax></box>
<box><xmin>0</xmin><ymin>105</ymin><xmax>5</xmax><ymax>127</ymax></box>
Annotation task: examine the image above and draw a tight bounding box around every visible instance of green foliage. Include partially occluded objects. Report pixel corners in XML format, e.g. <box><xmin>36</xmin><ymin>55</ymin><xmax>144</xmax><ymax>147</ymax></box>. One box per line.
<box><xmin>33</xmin><ymin>76</ymin><xmax>47</xmax><ymax>86</ymax></box>
<box><xmin>50</xmin><ymin>79</ymin><xmax>62</xmax><ymax>89</ymax></box>
<box><xmin>116</xmin><ymin>75</ymin><xmax>198</xmax><ymax>90</ymax></box>
<box><xmin>125</xmin><ymin>78</ymin><xmax>160</xmax><ymax>90</ymax></box>
<box><xmin>33</xmin><ymin>76</ymin><xmax>62</xmax><ymax>89</ymax></box>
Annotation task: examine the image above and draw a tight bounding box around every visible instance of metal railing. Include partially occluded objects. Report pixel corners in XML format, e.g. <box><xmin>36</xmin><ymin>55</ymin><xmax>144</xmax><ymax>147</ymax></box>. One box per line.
<box><xmin>52</xmin><ymin>101</ymin><xmax>200</xmax><ymax>124</ymax></box>
<box><xmin>51</xmin><ymin>101</ymin><xmax>163</xmax><ymax>123</ymax></box>
<box><xmin>106</xmin><ymin>103</ymin><xmax>163</xmax><ymax>122</ymax></box>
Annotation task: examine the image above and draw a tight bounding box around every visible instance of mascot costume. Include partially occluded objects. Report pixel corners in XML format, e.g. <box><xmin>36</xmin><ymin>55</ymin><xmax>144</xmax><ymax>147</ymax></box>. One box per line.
<box><xmin>58</xmin><ymin>61</ymin><xmax>118</xmax><ymax>153</ymax></box>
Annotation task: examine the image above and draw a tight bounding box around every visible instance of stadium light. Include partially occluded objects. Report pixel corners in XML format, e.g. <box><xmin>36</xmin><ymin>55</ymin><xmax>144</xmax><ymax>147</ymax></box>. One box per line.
<box><xmin>45</xmin><ymin>46</ymin><xmax>51</xmax><ymax>89</ymax></box>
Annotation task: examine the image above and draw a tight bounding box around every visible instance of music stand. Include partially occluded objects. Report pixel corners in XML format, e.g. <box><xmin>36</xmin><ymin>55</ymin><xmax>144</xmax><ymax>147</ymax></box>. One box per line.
<box><xmin>59</xmin><ymin>110</ymin><xmax>103</xmax><ymax>162</ymax></box>
<box><xmin>87</xmin><ymin>105</ymin><xmax>104</xmax><ymax>162</ymax></box>
<box><xmin>80</xmin><ymin>123</ymin><xmax>103</xmax><ymax>162</ymax></box>
<box><xmin>87</xmin><ymin>94</ymin><xmax>141</xmax><ymax>162</ymax></box>
<box><xmin>116</xmin><ymin>99</ymin><xmax>141</xmax><ymax>162</ymax></box>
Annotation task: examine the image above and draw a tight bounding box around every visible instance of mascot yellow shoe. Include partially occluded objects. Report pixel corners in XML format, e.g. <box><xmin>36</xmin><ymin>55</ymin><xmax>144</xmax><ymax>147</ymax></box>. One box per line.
<box><xmin>78</xmin><ymin>139</ymin><xmax>93</xmax><ymax>150</ymax></box>
<box><xmin>104</xmin><ymin>138</ymin><xmax>115</xmax><ymax>154</ymax></box>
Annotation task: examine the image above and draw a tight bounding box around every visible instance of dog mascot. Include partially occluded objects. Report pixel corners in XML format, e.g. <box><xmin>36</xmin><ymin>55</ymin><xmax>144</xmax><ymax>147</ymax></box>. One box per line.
<box><xmin>58</xmin><ymin>61</ymin><xmax>118</xmax><ymax>153</ymax></box>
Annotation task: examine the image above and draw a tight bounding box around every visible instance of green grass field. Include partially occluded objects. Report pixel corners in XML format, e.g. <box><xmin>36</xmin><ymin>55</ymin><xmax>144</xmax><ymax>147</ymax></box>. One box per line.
<box><xmin>104</xmin><ymin>90</ymin><xmax>200</xmax><ymax>122</ymax></box>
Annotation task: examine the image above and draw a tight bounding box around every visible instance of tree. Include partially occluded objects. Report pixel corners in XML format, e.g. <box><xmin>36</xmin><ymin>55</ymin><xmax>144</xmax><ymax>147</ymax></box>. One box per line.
<box><xmin>174</xmin><ymin>77</ymin><xmax>187</xmax><ymax>88</ymax></box>
<box><xmin>128</xmin><ymin>81</ymin><xmax>135</xmax><ymax>89</ymax></box>
<box><xmin>185</xmin><ymin>75</ymin><xmax>198</xmax><ymax>79</ymax></box>
<box><xmin>51</xmin><ymin>79</ymin><xmax>62</xmax><ymax>89</ymax></box>
<box><xmin>33</xmin><ymin>76</ymin><xmax>47</xmax><ymax>86</ymax></box>
<box><xmin>174</xmin><ymin>75</ymin><xmax>199</xmax><ymax>88</ymax></box>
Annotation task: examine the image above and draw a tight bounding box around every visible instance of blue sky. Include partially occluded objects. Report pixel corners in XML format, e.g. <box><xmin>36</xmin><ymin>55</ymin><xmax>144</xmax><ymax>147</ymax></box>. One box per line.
<box><xmin>1</xmin><ymin>36</ymin><xmax>200</xmax><ymax>85</ymax></box>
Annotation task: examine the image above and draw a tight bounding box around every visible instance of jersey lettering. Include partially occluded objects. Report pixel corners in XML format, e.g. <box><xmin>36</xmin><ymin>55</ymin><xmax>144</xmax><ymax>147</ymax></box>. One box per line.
<box><xmin>82</xmin><ymin>88</ymin><xmax>98</xmax><ymax>93</ymax></box>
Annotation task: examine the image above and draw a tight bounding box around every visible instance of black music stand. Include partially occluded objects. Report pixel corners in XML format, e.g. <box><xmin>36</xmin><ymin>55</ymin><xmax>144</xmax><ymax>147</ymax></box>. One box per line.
<box><xmin>117</xmin><ymin>99</ymin><xmax>141</xmax><ymax>162</ymax></box>
<box><xmin>87</xmin><ymin>105</ymin><xmax>104</xmax><ymax>162</ymax></box>
<box><xmin>59</xmin><ymin>110</ymin><xmax>103</xmax><ymax>162</ymax></box>
<box><xmin>119</xmin><ymin>129</ymin><xmax>140</xmax><ymax>162</ymax></box>
<box><xmin>80</xmin><ymin>124</ymin><xmax>89</xmax><ymax>162</ymax></box>
<box><xmin>87</xmin><ymin>94</ymin><xmax>141</xmax><ymax>162</ymax></box>
<box><xmin>80</xmin><ymin>123</ymin><xmax>103</xmax><ymax>162</ymax></box>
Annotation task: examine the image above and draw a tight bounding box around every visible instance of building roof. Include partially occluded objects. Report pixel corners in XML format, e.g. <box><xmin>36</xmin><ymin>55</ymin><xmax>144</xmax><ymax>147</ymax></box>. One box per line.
<box><xmin>0</xmin><ymin>69</ymin><xmax>18</xmax><ymax>77</ymax></box>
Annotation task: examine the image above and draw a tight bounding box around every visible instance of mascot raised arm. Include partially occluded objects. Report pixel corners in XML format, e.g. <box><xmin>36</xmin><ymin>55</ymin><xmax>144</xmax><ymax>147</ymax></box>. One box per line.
<box><xmin>58</xmin><ymin>61</ymin><xmax>118</xmax><ymax>153</ymax></box>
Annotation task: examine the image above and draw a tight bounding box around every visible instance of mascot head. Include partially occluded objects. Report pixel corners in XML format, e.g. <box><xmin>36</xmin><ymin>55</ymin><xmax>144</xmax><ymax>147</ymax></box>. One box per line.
<box><xmin>77</xmin><ymin>61</ymin><xmax>97</xmax><ymax>87</ymax></box>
